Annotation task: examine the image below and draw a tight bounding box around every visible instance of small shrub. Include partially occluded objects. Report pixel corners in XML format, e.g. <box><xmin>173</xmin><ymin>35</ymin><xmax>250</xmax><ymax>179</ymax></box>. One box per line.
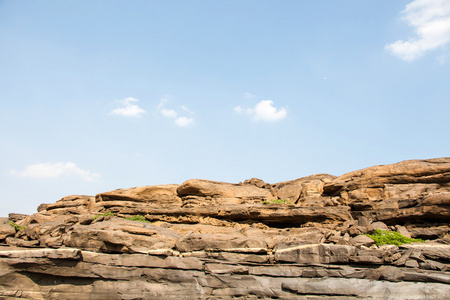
<box><xmin>9</xmin><ymin>221</ymin><xmax>26</xmax><ymax>231</ymax></box>
<box><xmin>124</xmin><ymin>215</ymin><xmax>151</xmax><ymax>223</ymax></box>
<box><xmin>366</xmin><ymin>229</ymin><xmax>424</xmax><ymax>246</ymax></box>
<box><xmin>262</xmin><ymin>199</ymin><xmax>292</xmax><ymax>205</ymax></box>
<box><xmin>92</xmin><ymin>211</ymin><xmax>114</xmax><ymax>220</ymax></box>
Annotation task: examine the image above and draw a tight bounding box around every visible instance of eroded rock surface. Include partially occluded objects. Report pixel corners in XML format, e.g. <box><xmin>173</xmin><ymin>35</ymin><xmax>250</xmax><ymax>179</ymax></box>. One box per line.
<box><xmin>1</xmin><ymin>158</ymin><xmax>450</xmax><ymax>299</ymax></box>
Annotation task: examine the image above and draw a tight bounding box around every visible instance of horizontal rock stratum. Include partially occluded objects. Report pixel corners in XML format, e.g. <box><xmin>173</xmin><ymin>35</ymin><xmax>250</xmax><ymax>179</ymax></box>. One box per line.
<box><xmin>1</xmin><ymin>158</ymin><xmax>450</xmax><ymax>299</ymax></box>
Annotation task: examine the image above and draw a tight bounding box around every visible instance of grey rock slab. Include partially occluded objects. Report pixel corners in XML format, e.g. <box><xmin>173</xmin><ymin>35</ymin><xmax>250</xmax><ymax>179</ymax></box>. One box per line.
<box><xmin>419</xmin><ymin>259</ymin><xmax>449</xmax><ymax>271</ymax></box>
<box><xmin>82</xmin><ymin>251</ymin><xmax>203</xmax><ymax>270</ymax></box>
<box><xmin>403</xmin><ymin>271</ymin><xmax>450</xmax><ymax>284</ymax></box>
<box><xmin>248</xmin><ymin>266</ymin><xmax>303</xmax><ymax>277</ymax></box>
<box><xmin>405</xmin><ymin>259</ymin><xmax>419</xmax><ymax>268</ymax></box>
<box><xmin>402</xmin><ymin>243</ymin><xmax>450</xmax><ymax>262</ymax></box>
<box><xmin>281</xmin><ymin>277</ymin><xmax>450</xmax><ymax>299</ymax></box>
<box><xmin>175</xmin><ymin>233</ymin><xmax>268</xmax><ymax>253</ymax></box>
<box><xmin>274</xmin><ymin>243</ymin><xmax>356</xmax><ymax>264</ymax></box>
<box><xmin>205</xmin><ymin>263</ymin><xmax>248</xmax><ymax>274</ymax></box>
<box><xmin>0</xmin><ymin>248</ymin><xmax>82</xmax><ymax>260</ymax></box>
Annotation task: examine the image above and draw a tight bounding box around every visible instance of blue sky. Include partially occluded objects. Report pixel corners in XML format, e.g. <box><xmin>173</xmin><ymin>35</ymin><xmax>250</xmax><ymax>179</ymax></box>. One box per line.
<box><xmin>1</xmin><ymin>0</ymin><xmax>450</xmax><ymax>217</ymax></box>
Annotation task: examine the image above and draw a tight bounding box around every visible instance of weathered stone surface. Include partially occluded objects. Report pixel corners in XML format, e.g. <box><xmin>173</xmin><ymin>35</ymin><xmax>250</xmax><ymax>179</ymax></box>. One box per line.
<box><xmin>273</xmin><ymin>174</ymin><xmax>336</xmax><ymax>203</ymax></box>
<box><xmin>324</xmin><ymin>158</ymin><xmax>450</xmax><ymax>194</ymax></box>
<box><xmin>40</xmin><ymin>195</ymin><xmax>95</xmax><ymax>215</ymax></box>
<box><xmin>96</xmin><ymin>184</ymin><xmax>181</xmax><ymax>205</ymax></box>
<box><xmin>177</xmin><ymin>179</ymin><xmax>275</xmax><ymax>201</ymax></box>
<box><xmin>282</xmin><ymin>277</ymin><xmax>450</xmax><ymax>299</ymax></box>
<box><xmin>275</xmin><ymin>244</ymin><xmax>356</xmax><ymax>264</ymax></box>
<box><xmin>350</xmin><ymin>235</ymin><xmax>375</xmax><ymax>247</ymax></box>
<box><xmin>0</xmin><ymin>224</ymin><xmax>15</xmax><ymax>240</ymax></box>
<box><xmin>175</xmin><ymin>233</ymin><xmax>268</xmax><ymax>253</ymax></box>
<box><xmin>402</xmin><ymin>243</ymin><xmax>450</xmax><ymax>262</ymax></box>
<box><xmin>1</xmin><ymin>157</ymin><xmax>450</xmax><ymax>299</ymax></box>
<box><xmin>8</xmin><ymin>213</ymin><xmax>28</xmax><ymax>222</ymax></box>
<box><xmin>63</xmin><ymin>218</ymin><xmax>180</xmax><ymax>253</ymax></box>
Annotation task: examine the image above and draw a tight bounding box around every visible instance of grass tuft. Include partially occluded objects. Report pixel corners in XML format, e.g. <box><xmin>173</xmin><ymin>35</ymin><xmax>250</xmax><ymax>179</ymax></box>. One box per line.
<box><xmin>9</xmin><ymin>221</ymin><xmax>26</xmax><ymax>231</ymax></box>
<box><xmin>262</xmin><ymin>199</ymin><xmax>292</xmax><ymax>205</ymax></box>
<box><xmin>92</xmin><ymin>211</ymin><xmax>114</xmax><ymax>220</ymax></box>
<box><xmin>124</xmin><ymin>215</ymin><xmax>151</xmax><ymax>223</ymax></box>
<box><xmin>366</xmin><ymin>229</ymin><xmax>424</xmax><ymax>246</ymax></box>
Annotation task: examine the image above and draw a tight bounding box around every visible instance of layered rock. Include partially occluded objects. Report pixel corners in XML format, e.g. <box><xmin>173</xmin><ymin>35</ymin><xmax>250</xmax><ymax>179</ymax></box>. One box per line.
<box><xmin>1</xmin><ymin>158</ymin><xmax>449</xmax><ymax>299</ymax></box>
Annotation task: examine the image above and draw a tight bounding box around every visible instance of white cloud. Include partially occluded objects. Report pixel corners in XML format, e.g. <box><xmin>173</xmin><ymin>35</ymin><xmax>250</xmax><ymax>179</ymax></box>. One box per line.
<box><xmin>175</xmin><ymin>117</ymin><xmax>194</xmax><ymax>127</ymax></box>
<box><xmin>234</xmin><ymin>100</ymin><xmax>287</xmax><ymax>122</ymax></box>
<box><xmin>110</xmin><ymin>97</ymin><xmax>146</xmax><ymax>117</ymax></box>
<box><xmin>10</xmin><ymin>162</ymin><xmax>100</xmax><ymax>182</ymax></box>
<box><xmin>244</xmin><ymin>92</ymin><xmax>256</xmax><ymax>98</ymax></box>
<box><xmin>386</xmin><ymin>0</ymin><xmax>450</xmax><ymax>61</ymax></box>
<box><xmin>157</xmin><ymin>97</ymin><xmax>168</xmax><ymax>109</ymax></box>
<box><xmin>157</xmin><ymin>97</ymin><xmax>195</xmax><ymax>127</ymax></box>
<box><xmin>181</xmin><ymin>105</ymin><xmax>194</xmax><ymax>114</ymax></box>
<box><xmin>161</xmin><ymin>108</ymin><xmax>178</xmax><ymax>118</ymax></box>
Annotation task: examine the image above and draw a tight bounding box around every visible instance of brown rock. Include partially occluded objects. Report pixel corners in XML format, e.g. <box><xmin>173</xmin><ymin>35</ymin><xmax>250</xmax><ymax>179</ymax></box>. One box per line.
<box><xmin>177</xmin><ymin>179</ymin><xmax>275</xmax><ymax>201</ymax></box>
<box><xmin>405</xmin><ymin>259</ymin><xmax>419</xmax><ymax>268</ymax></box>
<box><xmin>273</xmin><ymin>174</ymin><xmax>336</xmax><ymax>203</ymax></box>
<box><xmin>41</xmin><ymin>195</ymin><xmax>95</xmax><ymax>214</ymax></box>
<box><xmin>242</xmin><ymin>178</ymin><xmax>270</xmax><ymax>189</ymax></box>
<box><xmin>8</xmin><ymin>213</ymin><xmax>28</xmax><ymax>222</ymax></box>
<box><xmin>371</xmin><ymin>221</ymin><xmax>388</xmax><ymax>231</ymax></box>
<box><xmin>350</xmin><ymin>235</ymin><xmax>375</xmax><ymax>247</ymax></box>
<box><xmin>175</xmin><ymin>233</ymin><xmax>267</xmax><ymax>253</ymax></box>
<box><xmin>378</xmin><ymin>265</ymin><xmax>405</xmax><ymax>282</ymax></box>
<box><xmin>275</xmin><ymin>244</ymin><xmax>356</xmax><ymax>264</ymax></box>
<box><xmin>324</xmin><ymin>158</ymin><xmax>450</xmax><ymax>195</ymax></box>
<box><xmin>96</xmin><ymin>185</ymin><xmax>181</xmax><ymax>207</ymax></box>
<box><xmin>0</xmin><ymin>224</ymin><xmax>15</xmax><ymax>240</ymax></box>
<box><xmin>395</xmin><ymin>225</ymin><xmax>412</xmax><ymax>238</ymax></box>
<box><xmin>422</xmin><ymin>192</ymin><xmax>450</xmax><ymax>206</ymax></box>
<box><xmin>409</xmin><ymin>226</ymin><xmax>449</xmax><ymax>239</ymax></box>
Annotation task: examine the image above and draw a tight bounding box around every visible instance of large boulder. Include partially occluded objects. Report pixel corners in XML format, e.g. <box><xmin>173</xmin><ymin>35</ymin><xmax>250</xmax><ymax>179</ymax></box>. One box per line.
<box><xmin>324</xmin><ymin>158</ymin><xmax>450</xmax><ymax>199</ymax></box>
<box><xmin>38</xmin><ymin>195</ymin><xmax>95</xmax><ymax>215</ymax></box>
<box><xmin>94</xmin><ymin>185</ymin><xmax>182</xmax><ymax>215</ymax></box>
<box><xmin>177</xmin><ymin>179</ymin><xmax>276</xmax><ymax>204</ymax></box>
<box><xmin>273</xmin><ymin>174</ymin><xmax>336</xmax><ymax>204</ymax></box>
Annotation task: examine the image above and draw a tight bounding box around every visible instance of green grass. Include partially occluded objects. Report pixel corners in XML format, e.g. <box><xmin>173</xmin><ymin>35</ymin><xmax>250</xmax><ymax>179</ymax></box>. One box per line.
<box><xmin>366</xmin><ymin>229</ymin><xmax>424</xmax><ymax>246</ymax></box>
<box><xmin>91</xmin><ymin>212</ymin><xmax>151</xmax><ymax>224</ymax></box>
<box><xmin>124</xmin><ymin>215</ymin><xmax>151</xmax><ymax>223</ymax></box>
<box><xmin>92</xmin><ymin>211</ymin><xmax>114</xmax><ymax>220</ymax></box>
<box><xmin>262</xmin><ymin>199</ymin><xmax>292</xmax><ymax>205</ymax></box>
<box><xmin>9</xmin><ymin>221</ymin><xmax>26</xmax><ymax>231</ymax></box>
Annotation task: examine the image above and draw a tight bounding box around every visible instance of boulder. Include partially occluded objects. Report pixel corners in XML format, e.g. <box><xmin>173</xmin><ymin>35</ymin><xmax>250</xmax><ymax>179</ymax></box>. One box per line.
<box><xmin>273</xmin><ymin>174</ymin><xmax>336</xmax><ymax>203</ymax></box>
<box><xmin>39</xmin><ymin>195</ymin><xmax>94</xmax><ymax>215</ymax></box>
<box><xmin>177</xmin><ymin>179</ymin><xmax>275</xmax><ymax>202</ymax></box>
<box><xmin>0</xmin><ymin>224</ymin><xmax>15</xmax><ymax>240</ymax></box>
<box><xmin>323</xmin><ymin>158</ymin><xmax>450</xmax><ymax>196</ymax></box>
<box><xmin>350</xmin><ymin>235</ymin><xmax>375</xmax><ymax>247</ymax></box>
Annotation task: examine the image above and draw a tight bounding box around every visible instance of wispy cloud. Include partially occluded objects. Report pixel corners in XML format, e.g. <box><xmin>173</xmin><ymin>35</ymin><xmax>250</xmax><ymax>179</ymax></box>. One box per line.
<box><xmin>175</xmin><ymin>116</ymin><xmax>194</xmax><ymax>127</ymax></box>
<box><xmin>234</xmin><ymin>100</ymin><xmax>287</xmax><ymax>122</ymax></box>
<box><xmin>161</xmin><ymin>108</ymin><xmax>178</xmax><ymax>118</ymax></box>
<box><xmin>386</xmin><ymin>0</ymin><xmax>450</xmax><ymax>61</ymax></box>
<box><xmin>157</xmin><ymin>97</ymin><xmax>195</xmax><ymax>127</ymax></box>
<box><xmin>244</xmin><ymin>92</ymin><xmax>256</xmax><ymax>98</ymax></box>
<box><xmin>10</xmin><ymin>162</ymin><xmax>100</xmax><ymax>182</ymax></box>
<box><xmin>110</xmin><ymin>97</ymin><xmax>146</xmax><ymax>117</ymax></box>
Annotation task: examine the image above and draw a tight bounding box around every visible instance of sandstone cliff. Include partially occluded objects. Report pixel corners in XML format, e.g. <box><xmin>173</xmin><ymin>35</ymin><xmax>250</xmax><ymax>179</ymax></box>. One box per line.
<box><xmin>1</xmin><ymin>158</ymin><xmax>450</xmax><ymax>299</ymax></box>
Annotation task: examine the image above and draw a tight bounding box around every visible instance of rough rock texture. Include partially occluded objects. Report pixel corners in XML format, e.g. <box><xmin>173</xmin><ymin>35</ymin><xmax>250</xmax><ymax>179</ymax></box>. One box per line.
<box><xmin>1</xmin><ymin>158</ymin><xmax>450</xmax><ymax>299</ymax></box>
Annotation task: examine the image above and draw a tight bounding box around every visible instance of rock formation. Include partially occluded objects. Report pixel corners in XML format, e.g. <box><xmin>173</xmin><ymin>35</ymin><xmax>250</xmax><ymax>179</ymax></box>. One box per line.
<box><xmin>1</xmin><ymin>158</ymin><xmax>449</xmax><ymax>299</ymax></box>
